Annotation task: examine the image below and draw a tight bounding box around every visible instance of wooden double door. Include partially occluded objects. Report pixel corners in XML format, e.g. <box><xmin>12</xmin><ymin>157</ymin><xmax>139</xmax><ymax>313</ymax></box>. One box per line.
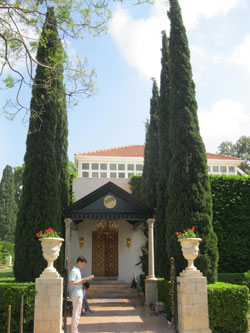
<box><xmin>92</xmin><ymin>231</ymin><xmax>118</xmax><ymax>277</ymax></box>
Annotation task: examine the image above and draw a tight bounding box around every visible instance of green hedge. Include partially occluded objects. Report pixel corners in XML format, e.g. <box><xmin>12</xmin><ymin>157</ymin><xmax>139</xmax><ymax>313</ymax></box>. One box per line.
<box><xmin>139</xmin><ymin>276</ymin><xmax>172</xmax><ymax>312</ymax></box>
<box><xmin>207</xmin><ymin>282</ymin><xmax>249</xmax><ymax>333</ymax></box>
<box><xmin>157</xmin><ymin>279</ymin><xmax>171</xmax><ymax>312</ymax></box>
<box><xmin>218</xmin><ymin>273</ymin><xmax>246</xmax><ymax>285</ymax></box>
<box><xmin>0</xmin><ymin>277</ymin><xmax>35</xmax><ymax>333</ymax></box>
<box><xmin>210</xmin><ymin>175</ymin><xmax>250</xmax><ymax>273</ymax></box>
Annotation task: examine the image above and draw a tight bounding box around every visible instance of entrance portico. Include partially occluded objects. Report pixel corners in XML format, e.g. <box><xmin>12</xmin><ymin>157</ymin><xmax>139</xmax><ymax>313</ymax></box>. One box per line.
<box><xmin>64</xmin><ymin>182</ymin><xmax>155</xmax><ymax>284</ymax></box>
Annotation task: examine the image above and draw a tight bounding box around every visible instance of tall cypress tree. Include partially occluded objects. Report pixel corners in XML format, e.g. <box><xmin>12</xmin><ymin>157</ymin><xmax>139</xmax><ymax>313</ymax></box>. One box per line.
<box><xmin>142</xmin><ymin>79</ymin><xmax>159</xmax><ymax>208</ymax></box>
<box><xmin>166</xmin><ymin>0</ymin><xmax>218</xmax><ymax>283</ymax></box>
<box><xmin>155</xmin><ymin>31</ymin><xmax>171</xmax><ymax>278</ymax></box>
<box><xmin>14</xmin><ymin>8</ymin><xmax>68</xmax><ymax>281</ymax></box>
<box><xmin>0</xmin><ymin>165</ymin><xmax>18</xmax><ymax>241</ymax></box>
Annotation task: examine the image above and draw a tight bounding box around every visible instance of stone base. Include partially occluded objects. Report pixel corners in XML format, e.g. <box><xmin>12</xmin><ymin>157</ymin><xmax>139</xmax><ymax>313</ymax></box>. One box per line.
<box><xmin>145</xmin><ymin>278</ymin><xmax>158</xmax><ymax>305</ymax></box>
<box><xmin>177</xmin><ymin>275</ymin><xmax>211</xmax><ymax>333</ymax></box>
<box><xmin>40</xmin><ymin>269</ymin><xmax>60</xmax><ymax>279</ymax></box>
<box><xmin>34</xmin><ymin>277</ymin><xmax>63</xmax><ymax>333</ymax></box>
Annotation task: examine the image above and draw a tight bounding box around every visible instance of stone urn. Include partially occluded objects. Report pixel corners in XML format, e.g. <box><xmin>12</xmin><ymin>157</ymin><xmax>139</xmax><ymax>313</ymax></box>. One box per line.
<box><xmin>178</xmin><ymin>238</ymin><xmax>202</xmax><ymax>275</ymax></box>
<box><xmin>39</xmin><ymin>237</ymin><xmax>64</xmax><ymax>278</ymax></box>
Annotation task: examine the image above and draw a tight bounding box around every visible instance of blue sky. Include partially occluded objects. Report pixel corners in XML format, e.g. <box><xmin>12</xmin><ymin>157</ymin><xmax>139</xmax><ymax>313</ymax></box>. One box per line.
<box><xmin>1</xmin><ymin>0</ymin><xmax>250</xmax><ymax>176</ymax></box>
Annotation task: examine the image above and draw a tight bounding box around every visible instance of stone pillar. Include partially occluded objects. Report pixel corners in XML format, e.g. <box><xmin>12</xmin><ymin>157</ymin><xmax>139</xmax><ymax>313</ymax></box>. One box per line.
<box><xmin>145</xmin><ymin>218</ymin><xmax>158</xmax><ymax>305</ymax></box>
<box><xmin>34</xmin><ymin>278</ymin><xmax>63</xmax><ymax>333</ymax></box>
<box><xmin>64</xmin><ymin>218</ymin><xmax>72</xmax><ymax>270</ymax></box>
<box><xmin>177</xmin><ymin>271</ymin><xmax>211</xmax><ymax>333</ymax></box>
<box><xmin>6</xmin><ymin>254</ymin><xmax>12</xmax><ymax>267</ymax></box>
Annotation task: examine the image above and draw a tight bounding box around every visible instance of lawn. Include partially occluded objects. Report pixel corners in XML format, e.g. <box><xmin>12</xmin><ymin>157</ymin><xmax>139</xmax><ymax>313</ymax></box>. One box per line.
<box><xmin>0</xmin><ymin>268</ymin><xmax>14</xmax><ymax>279</ymax></box>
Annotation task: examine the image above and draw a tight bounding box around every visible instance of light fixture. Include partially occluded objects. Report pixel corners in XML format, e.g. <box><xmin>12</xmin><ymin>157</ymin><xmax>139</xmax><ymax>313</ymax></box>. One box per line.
<box><xmin>79</xmin><ymin>237</ymin><xmax>84</xmax><ymax>248</ymax></box>
<box><xmin>96</xmin><ymin>220</ymin><xmax>119</xmax><ymax>234</ymax></box>
<box><xmin>126</xmin><ymin>238</ymin><xmax>131</xmax><ymax>248</ymax></box>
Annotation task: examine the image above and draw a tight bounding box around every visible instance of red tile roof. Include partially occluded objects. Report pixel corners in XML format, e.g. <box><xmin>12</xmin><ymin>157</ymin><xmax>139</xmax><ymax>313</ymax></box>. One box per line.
<box><xmin>206</xmin><ymin>153</ymin><xmax>241</xmax><ymax>161</ymax></box>
<box><xmin>75</xmin><ymin>145</ymin><xmax>144</xmax><ymax>157</ymax></box>
<box><xmin>75</xmin><ymin>145</ymin><xmax>242</xmax><ymax>161</ymax></box>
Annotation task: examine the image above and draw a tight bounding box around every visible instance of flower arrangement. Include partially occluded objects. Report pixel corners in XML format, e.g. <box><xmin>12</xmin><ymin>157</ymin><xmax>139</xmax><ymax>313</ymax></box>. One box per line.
<box><xmin>176</xmin><ymin>226</ymin><xmax>196</xmax><ymax>239</ymax></box>
<box><xmin>36</xmin><ymin>228</ymin><xmax>61</xmax><ymax>238</ymax></box>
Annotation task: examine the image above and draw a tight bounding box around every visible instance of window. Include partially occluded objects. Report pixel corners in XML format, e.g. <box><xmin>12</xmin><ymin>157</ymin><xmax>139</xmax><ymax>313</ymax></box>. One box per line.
<box><xmin>118</xmin><ymin>172</ymin><xmax>125</xmax><ymax>178</ymax></box>
<box><xmin>100</xmin><ymin>163</ymin><xmax>107</xmax><ymax>170</ymax></box>
<box><xmin>110</xmin><ymin>164</ymin><xmax>116</xmax><ymax>170</ymax></box>
<box><xmin>208</xmin><ymin>166</ymin><xmax>211</xmax><ymax>172</ymax></box>
<box><xmin>110</xmin><ymin>172</ymin><xmax>117</xmax><ymax>178</ymax></box>
<box><xmin>92</xmin><ymin>172</ymin><xmax>98</xmax><ymax>178</ymax></box>
<box><xmin>82</xmin><ymin>163</ymin><xmax>89</xmax><ymax>170</ymax></box>
<box><xmin>220</xmin><ymin>166</ymin><xmax>227</xmax><ymax>173</ymax></box>
<box><xmin>82</xmin><ymin>172</ymin><xmax>89</xmax><ymax>177</ymax></box>
<box><xmin>92</xmin><ymin>163</ymin><xmax>99</xmax><ymax>170</ymax></box>
<box><xmin>118</xmin><ymin>164</ymin><xmax>125</xmax><ymax>170</ymax></box>
<box><xmin>212</xmin><ymin>166</ymin><xmax>219</xmax><ymax>173</ymax></box>
<box><xmin>136</xmin><ymin>164</ymin><xmax>143</xmax><ymax>171</ymax></box>
<box><xmin>228</xmin><ymin>166</ymin><xmax>235</xmax><ymax>173</ymax></box>
<box><xmin>127</xmin><ymin>164</ymin><xmax>134</xmax><ymax>171</ymax></box>
<box><xmin>128</xmin><ymin>173</ymin><xmax>134</xmax><ymax>178</ymax></box>
<box><xmin>100</xmin><ymin>172</ymin><xmax>107</xmax><ymax>178</ymax></box>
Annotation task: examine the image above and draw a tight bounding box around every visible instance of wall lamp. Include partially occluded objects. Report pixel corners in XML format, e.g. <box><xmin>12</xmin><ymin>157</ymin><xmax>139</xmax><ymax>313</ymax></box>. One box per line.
<box><xmin>126</xmin><ymin>238</ymin><xmax>131</xmax><ymax>248</ymax></box>
<box><xmin>79</xmin><ymin>237</ymin><xmax>84</xmax><ymax>248</ymax></box>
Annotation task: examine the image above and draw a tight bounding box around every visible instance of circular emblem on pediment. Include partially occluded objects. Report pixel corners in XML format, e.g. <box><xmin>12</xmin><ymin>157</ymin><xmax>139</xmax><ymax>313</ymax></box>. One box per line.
<box><xmin>104</xmin><ymin>195</ymin><xmax>117</xmax><ymax>209</ymax></box>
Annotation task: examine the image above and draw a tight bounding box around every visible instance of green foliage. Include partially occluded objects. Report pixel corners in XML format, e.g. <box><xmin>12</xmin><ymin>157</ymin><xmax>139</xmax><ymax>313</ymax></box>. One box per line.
<box><xmin>128</xmin><ymin>175</ymin><xmax>143</xmax><ymax>200</ymax></box>
<box><xmin>155</xmin><ymin>30</ymin><xmax>171</xmax><ymax>279</ymax></box>
<box><xmin>157</xmin><ymin>279</ymin><xmax>172</xmax><ymax>312</ymax></box>
<box><xmin>218</xmin><ymin>273</ymin><xmax>246</xmax><ymax>285</ymax></box>
<box><xmin>0</xmin><ymin>279</ymin><xmax>35</xmax><ymax>333</ymax></box>
<box><xmin>0</xmin><ymin>241</ymin><xmax>14</xmax><ymax>266</ymax></box>
<box><xmin>139</xmin><ymin>274</ymin><xmax>147</xmax><ymax>291</ymax></box>
<box><xmin>142</xmin><ymin>79</ymin><xmax>159</xmax><ymax>208</ymax></box>
<box><xmin>14</xmin><ymin>8</ymin><xmax>68</xmax><ymax>281</ymax></box>
<box><xmin>207</xmin><ymin>282</ymin><xmax>249</xmax><ymax>333</ymax></box>
<box><xmin>176</xmin><ymin>226</ymin><xmax>196</xmax><ymax>239</ymax></box>
<box><xmin>1</xmin><ymin>0</ymin><xmax>152</xmax><ymax>116</ymax></box>
<box><xmin>210</xmin><ymin>175</ymin><xmax>250</xmax><ymax>273</ymax></box>
<box><xmin>13</xmin><ymin>166</ymin><xmax>24</xmax><ymax>207</ymax></box>
<box><xmin>0</xmin><ymin>165</ymin><xmax>18</xmax><ymax>242</ymax></box>
<box><xmin>243</xmin><ymin>270</ymin><xmax>250</xmax><ymax>291</ymax></box>
<box><xmin>166</xmin><ymin>0</ymin><xmax>218</xmax><ymax>283</ymax></box>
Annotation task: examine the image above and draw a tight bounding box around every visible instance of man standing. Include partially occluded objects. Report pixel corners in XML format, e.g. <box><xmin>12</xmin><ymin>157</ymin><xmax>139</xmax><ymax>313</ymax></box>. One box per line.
<box><xmin>69</xmin><ymin>256</ymin><xmax>93</xmax><ymax>333</ymax></box>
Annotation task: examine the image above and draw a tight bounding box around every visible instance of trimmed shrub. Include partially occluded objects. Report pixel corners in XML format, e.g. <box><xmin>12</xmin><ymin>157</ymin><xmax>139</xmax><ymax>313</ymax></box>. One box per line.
<box><xmin>0</xmin><ymin>277</ymin><xmax>35</xmax><ymax>332</ymax></box>
<box><xmin>218</xmin><ymin>273</ymin><xmax>246</xmax><ymax>285</ymax></box>
<box><xmin>139</xmin><ymin>275</ymin><xmax>172</xmax><ymax>312</ymax></box>
<box><xmin>157</xmin><ymin>279</ymin><xmax>171</xmax><ymax>312</ymax></box>
<box><xmin>210</xmin><ymin>175</ymin><xmax>250</xmax><ymax>273</ymax></box>
<box><xmin>207</xmin><ymin>282</ymin><xmax>249</xmax><ymax>333</ymax></box>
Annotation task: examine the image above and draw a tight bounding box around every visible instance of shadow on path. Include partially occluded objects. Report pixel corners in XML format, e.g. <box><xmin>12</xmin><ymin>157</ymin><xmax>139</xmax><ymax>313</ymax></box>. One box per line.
<box><xmin>65</xmin><ymin>297</ymin><xmax>176</xmax><ymax>333</ymax></box>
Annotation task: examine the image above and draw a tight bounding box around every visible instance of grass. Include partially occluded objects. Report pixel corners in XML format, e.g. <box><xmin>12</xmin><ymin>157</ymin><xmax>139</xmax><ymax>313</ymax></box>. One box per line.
<box><xmin>0</xmin><ymin>268</ymin><xmax>14</xmax><ymax>279</ymax></box>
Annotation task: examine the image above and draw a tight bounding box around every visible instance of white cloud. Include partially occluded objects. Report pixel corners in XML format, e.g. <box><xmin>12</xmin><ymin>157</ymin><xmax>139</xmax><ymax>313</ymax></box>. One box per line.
<box><xmin>180</xmin><ymin>0</ymin><xmax>243</xmax><ymax>31</ymax></box>
<box><xmin>110</xmin><ymin>0</ymin><xmax>243</xmax><ymax>80</ymax></box>
<box><xmin>109</xmin><ymin>2</ymin><xmax>169</xmax><ymax>80</ymax></box>
<box><xmin>198</xmin><ymin>98</ymin><xmax>250</xmax><ymax>152</ymax></box>
<box><xmin>227</xmin><ymin>34</ymin><xmax>250</xmax><ymax>75</ymax></box>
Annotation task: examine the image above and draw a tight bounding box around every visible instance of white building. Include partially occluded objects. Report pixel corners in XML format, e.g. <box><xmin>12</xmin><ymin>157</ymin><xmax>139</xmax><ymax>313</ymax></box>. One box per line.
<box><xmin>65</xmin><ymin>145</ymin><xmax>243</xmax><ymax>283</ymax></box>
<box><xmin>74</xmin><ymin>145</ymin><xmax>243</xmax><ymax>179</ymax></box>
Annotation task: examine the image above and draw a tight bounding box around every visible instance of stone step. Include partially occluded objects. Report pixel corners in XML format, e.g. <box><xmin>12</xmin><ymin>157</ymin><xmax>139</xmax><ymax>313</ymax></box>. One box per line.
<box><xmin>86</xmin><ymin>279</ymin><xmax>139</xmax><ymax>299</ymax></box>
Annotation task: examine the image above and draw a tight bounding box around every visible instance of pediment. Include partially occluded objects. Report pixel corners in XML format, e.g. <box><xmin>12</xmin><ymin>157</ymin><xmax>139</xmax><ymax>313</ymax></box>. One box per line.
<box><xmin>65</xmin><ymin>181</ymin><xmax>154</xmax><ymax>223</ymax></box>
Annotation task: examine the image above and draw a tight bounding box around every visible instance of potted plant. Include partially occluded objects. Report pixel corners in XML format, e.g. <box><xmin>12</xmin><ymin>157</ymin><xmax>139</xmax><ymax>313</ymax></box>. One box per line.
<box><xmin>36</xmin><ymin>228</ymin><xmax>64</xmax><ymax>278</ymax></box>
<box><xmin>176</xmin><ymin>226</ymin><xmax>202</xmax><ymax>274</ymax></box>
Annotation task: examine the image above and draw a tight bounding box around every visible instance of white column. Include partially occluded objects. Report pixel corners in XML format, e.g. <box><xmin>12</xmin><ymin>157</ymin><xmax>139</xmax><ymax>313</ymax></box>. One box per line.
<box><xmin>145</xmin><ymin>218</ymin><xmax>158</xmax><ymax>305</ymax></box>
<box><xmin>64</xmin><ymin>218</ymin><xmax>72</xmax><ymax>271</ymax></box>
<box><xmin>147</xmin><ymin>218</ymin><xmax>156</xmax><ymax>279</ymax></box>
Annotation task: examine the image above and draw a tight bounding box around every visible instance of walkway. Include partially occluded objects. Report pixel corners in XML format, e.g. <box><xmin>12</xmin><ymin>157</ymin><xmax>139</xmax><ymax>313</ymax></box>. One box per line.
<box><xmin>65</xmin><ymin>297</ymin><xmax>176</xmax><ymax>333</ymax></box>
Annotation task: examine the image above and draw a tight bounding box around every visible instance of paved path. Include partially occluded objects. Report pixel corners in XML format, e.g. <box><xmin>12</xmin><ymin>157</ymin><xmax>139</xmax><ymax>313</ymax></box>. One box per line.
<box><xmin>65</xmin><ymin>297</ymin><xmax>176</xmax><ymax>333</ymax></box>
